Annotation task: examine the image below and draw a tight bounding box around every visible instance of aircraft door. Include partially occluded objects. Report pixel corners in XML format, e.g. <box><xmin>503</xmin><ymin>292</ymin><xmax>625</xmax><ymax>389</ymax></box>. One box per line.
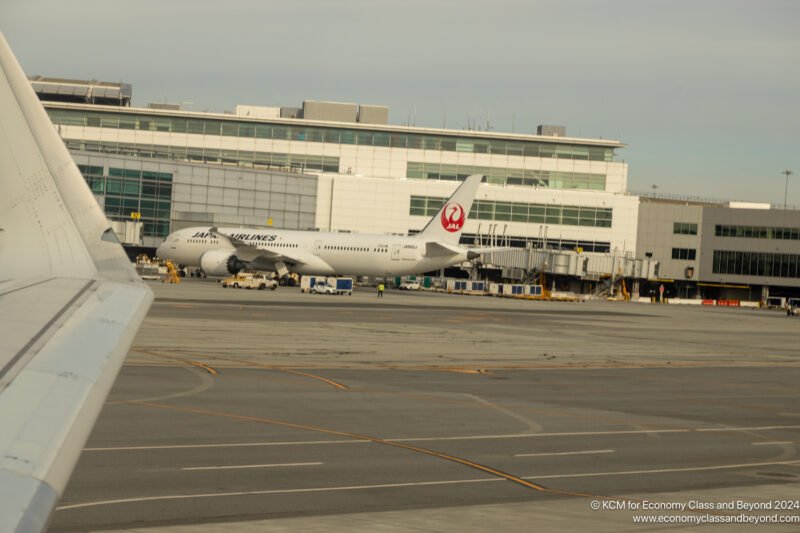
<box><xmin>314</xmin><ymin>240</ymin><xmax>323</xmax><ymax>256</ymax></box>
<box><xmin>391</xmin><ymin>244</ymin><xmax>400</xmax><ymax>261</ymax></box>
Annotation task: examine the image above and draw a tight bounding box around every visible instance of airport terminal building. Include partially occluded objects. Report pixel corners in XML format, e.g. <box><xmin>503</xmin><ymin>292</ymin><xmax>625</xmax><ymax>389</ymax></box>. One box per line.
<box><xmin>636</xmin><ymin>198</ymin><xmax>800</xmax><ymax>300</ymax></box>
<box><xmin>36</xmin><ymin>78</ymin><xmax>635</xmax><ymax>252</ymax></box>
<box><xmin>33</xmin><ymin>77</ymin><xmax>800</xmax><ymax>299</ymax></box>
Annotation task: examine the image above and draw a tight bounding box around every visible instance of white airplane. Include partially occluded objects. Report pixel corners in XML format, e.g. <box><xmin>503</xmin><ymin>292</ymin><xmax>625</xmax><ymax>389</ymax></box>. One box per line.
<box><xmin>157</xmin><ymin>174</ymin><xmax>487</xmax><ymax>278</ymax></box>
<box><xmin>0</xmin><ymin>33</ymin><xmax>152</xmax><ymax>530</ymax></box>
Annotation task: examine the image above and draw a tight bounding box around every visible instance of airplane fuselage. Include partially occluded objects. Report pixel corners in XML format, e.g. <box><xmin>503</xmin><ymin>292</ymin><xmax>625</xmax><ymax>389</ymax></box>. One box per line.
<box><xmin>158</xmin><ymin>226</ymin><xmax>468</xmax><ymax>277</ymax></box>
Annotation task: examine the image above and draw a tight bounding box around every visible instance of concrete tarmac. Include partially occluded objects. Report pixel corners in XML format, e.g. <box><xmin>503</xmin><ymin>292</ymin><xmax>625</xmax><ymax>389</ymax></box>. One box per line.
<box><xmin>49</xmin><ymin>280</ymin><xmax>800</xmax><ymax>531</ymax></box>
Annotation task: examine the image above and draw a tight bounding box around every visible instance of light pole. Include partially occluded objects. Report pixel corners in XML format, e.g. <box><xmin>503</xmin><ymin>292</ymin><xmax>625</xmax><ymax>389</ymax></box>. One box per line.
<box><xmin>783</xmin><ymin>169</ymin><xmax>793</xmax><ymax>208</ymax></box>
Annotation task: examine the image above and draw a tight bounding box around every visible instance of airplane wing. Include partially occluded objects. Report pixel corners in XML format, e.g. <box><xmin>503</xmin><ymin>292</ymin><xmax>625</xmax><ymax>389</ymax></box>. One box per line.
<box><xmin>209</xmin><ymin>226</ymin><xmax>306</xmax><ymax>266</ymax></box>
<box><xmin>0</xmin><ymin>32</ymin><xmax>152</xmax><ymax>532</ymax></box>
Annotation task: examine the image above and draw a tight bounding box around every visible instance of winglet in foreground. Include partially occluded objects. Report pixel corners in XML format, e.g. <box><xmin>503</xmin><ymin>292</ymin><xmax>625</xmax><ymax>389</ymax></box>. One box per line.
<box><xmin>0</xmin><ymin>33</ymin><xmax>153</xmax><ymax>531</ymax></box>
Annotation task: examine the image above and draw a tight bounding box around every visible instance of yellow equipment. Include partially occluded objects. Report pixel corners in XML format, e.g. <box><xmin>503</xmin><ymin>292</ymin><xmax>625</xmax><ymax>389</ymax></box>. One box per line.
<box><xmin>537</xmin><ymin>271</ymin><xmax>552</xmax><ymax>299</ymax></box>
<box><xmin>620</xmin><ymin>276</ymin><xmax>630</xmax><ymax>301</ymax></box>
<box><xmin>163</xmin><ymin>260</ymin><xmax>181</xmax><ymax>284</ymax></box>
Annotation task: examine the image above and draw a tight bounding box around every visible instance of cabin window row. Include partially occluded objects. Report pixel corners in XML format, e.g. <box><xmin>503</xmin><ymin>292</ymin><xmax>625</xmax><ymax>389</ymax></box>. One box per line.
<box><xmin>324</xmin><ymin>245</ymin><xmax>385</xmax><ymax>252</ymax></box>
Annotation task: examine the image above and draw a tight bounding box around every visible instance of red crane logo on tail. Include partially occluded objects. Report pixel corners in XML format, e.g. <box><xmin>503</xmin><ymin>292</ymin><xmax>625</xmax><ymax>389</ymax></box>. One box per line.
<box><xmin>440</xmin><ymin>202</ymin><xmax>466</xmax><ymax>232</ymax></box>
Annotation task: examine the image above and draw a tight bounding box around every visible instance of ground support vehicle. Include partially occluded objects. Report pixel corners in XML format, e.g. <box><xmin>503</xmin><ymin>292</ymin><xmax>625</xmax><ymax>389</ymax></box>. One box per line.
<box><xmin>244</xmin><ymin>274</ymin><xmax>278</xmax><ymax>290</ymax></box>
<box><xmin>308</xmin><ymin>277</ymin><xmax>353</xmax><ymax>295</ymax></box>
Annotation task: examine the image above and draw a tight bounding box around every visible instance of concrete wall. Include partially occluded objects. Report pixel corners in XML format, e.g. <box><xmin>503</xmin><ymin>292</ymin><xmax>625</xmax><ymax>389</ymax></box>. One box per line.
<box><xmin>637</xmin><ymin>199</ymin><xmax>800</xmax><ymax>292</ymax></box>
<box><xmin>636</xmin><ymin>200</ymin><xmax>703</xmax><ymax>281</ymax></box>
<box><xmin>303</xmin><ymin>100</ymin><xmax>358</xmax><ymax>123</ymax></box>
<box><xmin>358</xmin><ymin>105</ymin><xmax>389</xmax><ymax>125</ymax></box>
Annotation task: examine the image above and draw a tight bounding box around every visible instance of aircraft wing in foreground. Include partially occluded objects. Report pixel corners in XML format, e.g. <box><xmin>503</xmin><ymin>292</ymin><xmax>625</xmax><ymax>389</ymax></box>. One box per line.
<box><xmin>0</xmin><ymin>33</ymin><xmax>153</xmax><ymax>531</ymax></box>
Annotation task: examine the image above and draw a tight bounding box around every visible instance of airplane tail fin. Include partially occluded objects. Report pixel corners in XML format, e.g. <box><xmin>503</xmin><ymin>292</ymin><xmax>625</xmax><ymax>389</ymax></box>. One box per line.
<box><xmin>416</xmin><ymin>174</ymin><xmax>483</xmax><ymax>245</ymax></box>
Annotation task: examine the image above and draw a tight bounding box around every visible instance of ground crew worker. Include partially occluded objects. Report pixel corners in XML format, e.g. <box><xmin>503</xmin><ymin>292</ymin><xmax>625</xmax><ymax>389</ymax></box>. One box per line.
<box><xmin>377</xmin><ymin>282</ymin><xmax>385</xmax><ymax>298</ymax></box>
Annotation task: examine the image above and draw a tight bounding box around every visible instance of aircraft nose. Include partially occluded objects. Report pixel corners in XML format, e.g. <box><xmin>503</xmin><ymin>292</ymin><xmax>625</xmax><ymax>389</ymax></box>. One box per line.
<box><xmin>155</xmin><ymin>239</ymin><xmax>169</xmax><ymax>259</ymax></box>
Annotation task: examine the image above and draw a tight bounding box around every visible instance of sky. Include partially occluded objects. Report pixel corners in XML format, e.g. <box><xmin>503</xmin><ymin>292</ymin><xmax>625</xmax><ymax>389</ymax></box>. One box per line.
<box><xmin>2</xmin><ymin>0</ymin><xmax>798</xmax><ymax>204</ymax></box>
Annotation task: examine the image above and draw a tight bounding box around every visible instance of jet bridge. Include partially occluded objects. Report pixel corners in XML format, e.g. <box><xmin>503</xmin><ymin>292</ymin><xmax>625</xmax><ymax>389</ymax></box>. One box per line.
<box><xmin>477</xmin><ymin>245</ymin><xmax>659</xmax><ymax>283</ymax></box>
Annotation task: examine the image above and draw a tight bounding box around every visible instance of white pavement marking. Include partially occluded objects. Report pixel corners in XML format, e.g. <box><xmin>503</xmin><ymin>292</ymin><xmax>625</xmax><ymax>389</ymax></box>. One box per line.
<box><xmin>55</xmin><ymin>459</ymin><xmax>800</xmax><ymax>512</ymax></box>
<box><xmin>522</xmin><ymin>459</ymin><xmax>800</xmax><ymax>481</ymax></box>
<box><xmin>752</xmin><ymin>441</ymin><xmax>794</xmax><ymax>446</ymax></box>
<box><xmin>393</xmin><ymin>429</ymin><xmax>691</xmax><ymax>442</ymax></box>
<box><xmin>182</xmin><ymin>462</ymin><xmax>322</xmax><ymax>471</ymax></box>
<box><xmin>462</xmin><ymin>393</ymin><xmax>542</xmax><ymax>434</ymax></box>
<box><xmin>514</xmin><ymin>449</ymin><xmax>614</xmax><ymax>458</ymax></box>
<box><xmin>85</xmin><ymin>439</ymin><xmax>363</xmax><ymax>451</ymax></box>
<box><xmin>56</xmin><ymin>478</ymin><xmax>499</xmax><ymax>511</ymax></box>
<box><xmin>83</xmin><ymin>423</ymin><xmax>800</xmax><ymax>452</ymax></box>
<box><xmin>696</xmin><ymin>424</ymin><xmax>800</xmax><ymax>432</ymax></box>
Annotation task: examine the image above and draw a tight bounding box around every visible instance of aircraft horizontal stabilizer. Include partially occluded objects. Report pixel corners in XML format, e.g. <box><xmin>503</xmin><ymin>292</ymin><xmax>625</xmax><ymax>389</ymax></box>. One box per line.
<box><xmin>467</xmin><ymin>246</ymin><xmax>513</xmax><ymax>260</ymax></box>
<box><xmin>425</xmin><ymin>241</ymin><xmax>465</xmax><ymax>257</ymax></box>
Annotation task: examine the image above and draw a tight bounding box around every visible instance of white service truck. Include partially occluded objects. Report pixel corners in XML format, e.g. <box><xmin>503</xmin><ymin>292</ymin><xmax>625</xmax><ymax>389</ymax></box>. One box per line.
<box><xmin>302</xmin><ymin>276</ymin><xmax>353</xmax><ymax>295</ymax></box>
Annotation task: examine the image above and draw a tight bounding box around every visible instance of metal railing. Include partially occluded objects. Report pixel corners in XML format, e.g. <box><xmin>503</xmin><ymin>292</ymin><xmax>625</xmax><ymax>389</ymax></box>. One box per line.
<box><xmin>630</xmin><ymin>190</ymin><xmax>800</xmax><ymax>210</ymax></box>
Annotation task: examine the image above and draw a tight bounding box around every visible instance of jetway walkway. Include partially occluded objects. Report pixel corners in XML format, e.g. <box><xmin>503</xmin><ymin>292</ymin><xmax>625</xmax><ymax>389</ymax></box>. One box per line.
<box><xmin>477</xmin><ymin>245</ymin><xmax>659</xmax><ymax>282</ymax></box>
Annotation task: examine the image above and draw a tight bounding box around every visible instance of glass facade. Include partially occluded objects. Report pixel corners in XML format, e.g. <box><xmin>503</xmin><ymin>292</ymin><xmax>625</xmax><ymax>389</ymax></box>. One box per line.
<box><xmin>77</xmin><ymin>164</ymin><xmax>173</xmax><ymax>237</ymax></box>
<box><xmin>713</xmin><ymin>250</ymin><xmax>800</xmax><ymax>279</ymax></box>
<box><xmin>671</xmin><ymin>248</ymin><xmax>696</xmax><ymax>260</ymax></box>
<box><xmin>406</xmin><ymin>162</ymin><xmax>605</xmax><ymax>191</ymax></box>
<box><xmin>673</xmin><ymin>222</ymin><xmax>698</xmax><ymax>235</ymax></box>
<box><xmin>46</xmin><ymin>107</ymin><xmax>617</xmax><ymax>162</ymax></box>
<box><xmin>461</xmin><ymin>234</ymin><xmax>610</xmax><ymax>253</ymax></box>
<box><xmin>410</xmin><ymin>196</ymin><xmax>612</xmax><ymax>228</ymax></box>
<box><xmin>715</xmin><ymin>224</ymin><xmax>800</xmax><ymax>240</ymax></box>
<box><xmin>66</xmin><ymin>140</ymin><xmax>339</xmax><ymax>174</ymax></box>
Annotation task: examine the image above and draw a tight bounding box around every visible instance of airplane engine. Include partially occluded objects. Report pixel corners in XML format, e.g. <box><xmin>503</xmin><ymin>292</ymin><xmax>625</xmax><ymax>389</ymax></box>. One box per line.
<box><xmin>199</xmin><ymin>250</ymin><xmax>247</xmax><ymax>276</ymax></box>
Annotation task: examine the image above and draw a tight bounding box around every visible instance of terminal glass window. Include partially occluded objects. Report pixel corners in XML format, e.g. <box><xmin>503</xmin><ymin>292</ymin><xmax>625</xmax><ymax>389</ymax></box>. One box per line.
<box><xmin>410</xmin><ymin>195</ymin><xmax>612</xmax><ymax>229</ymax></box>
<box><xmin>77</xmin><ymin>164</ymin><xmax>105</xmax><ymax>194</ymax></box>
<box><xmin>715</xmin><ymin>224</ymin><xmax>800</xmax><ymax>240</ymax></box>
<box><xmin>65</xmin><ymin>139</ymin><xmax>340</xmax><ymax>175</ymax></box>
<box><xmin>673</xmin><ymin>222</ymin><xmax>698</xmax><ymax>235</ymax></box>
<box><xmin>76</xmin><ymin>164</ymin><xmax>173</xmax><ymax>238</ymax></box>
<box><xmin>45</xmin><ymin>107</ymin><xmax>619</xmax><ymax>162</ymax></box>
<box><xmin>407</xmin><ymin>161</ymin><xmax>606</xmax><ymax>192</ymax></box>
<box><xmin>453</xmin><ymin>232</ymin><xmax>610</xmax><ymax>253</ymax></box>
<box><xmin>671</xmin><ymin>248</ymin><xmax>697</xmax><ymax>260</ymax></box>
<box><xmin>187</xmin><ymin>120</ymin><xmax>205</xmax><ymax>134</ymax></box>
<box><xmin>713</xmin><ymin>250</ymin><xmax>800</xmax><ymax>278</ymax></box>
